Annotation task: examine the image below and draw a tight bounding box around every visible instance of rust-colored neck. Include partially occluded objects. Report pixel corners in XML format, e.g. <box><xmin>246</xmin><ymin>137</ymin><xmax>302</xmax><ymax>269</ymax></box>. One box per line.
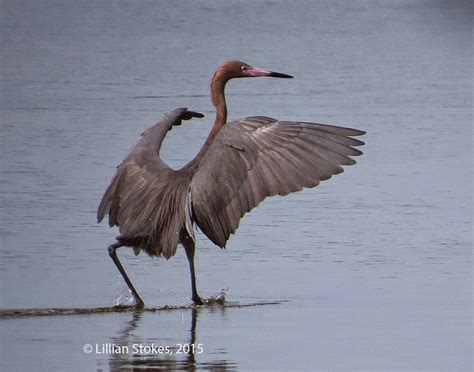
<box><xmin>183</xmin><ymin>66</ymin><xmax>231</xmax><ymax>171</ymax></box>
<box><xmin>207</xmin><ymin>69</ymin><xmax>229</xmax><ymax>145</ymax></box>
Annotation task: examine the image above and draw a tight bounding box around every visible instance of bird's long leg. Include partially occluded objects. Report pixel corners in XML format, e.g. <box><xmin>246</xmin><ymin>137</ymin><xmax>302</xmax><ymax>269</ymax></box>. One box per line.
<box><xmin>108</xmin><ymin>242</ymin><xmax>145</xmax><ymax>308</ymax></box>
<box><xmin>183</xmin><ymin>242</ymin><xmax>203</xmax><ymax>305</ymax></box>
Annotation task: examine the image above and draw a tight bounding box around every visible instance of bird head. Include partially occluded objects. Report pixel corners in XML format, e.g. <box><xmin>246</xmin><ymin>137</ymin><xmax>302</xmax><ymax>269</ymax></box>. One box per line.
<box><xmin>218</xmin><ymin>60</ymin><xmax>293</xmax><ymax>80</ymax></box>
<box><xmin>210</xmin><ymin>60</ymin><xmax>293</xmax><ymax>116</ymax></box>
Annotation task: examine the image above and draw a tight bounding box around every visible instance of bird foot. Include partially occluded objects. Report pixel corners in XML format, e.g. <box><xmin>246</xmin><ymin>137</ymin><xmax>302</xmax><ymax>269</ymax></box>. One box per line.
<box><xmin>192</xmin><ymin>289</ymin><xmax>228</xmax><ymax>306</ymax></box>
<box><xmin>134</xmin><ymin>297</ymin><xmax>145</xmax><ymax>309</ymax></box>
<box><xmin>192</xmin><ymin>296</ymin><xmax>204</xmax><ymax>306</ymax></box>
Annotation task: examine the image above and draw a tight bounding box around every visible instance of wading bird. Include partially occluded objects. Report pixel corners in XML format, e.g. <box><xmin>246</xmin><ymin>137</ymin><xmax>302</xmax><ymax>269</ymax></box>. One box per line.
<box><xmin>98</xmin><ymin>60</ymin><xmax>365</xmax><ymax>308</ymax></box>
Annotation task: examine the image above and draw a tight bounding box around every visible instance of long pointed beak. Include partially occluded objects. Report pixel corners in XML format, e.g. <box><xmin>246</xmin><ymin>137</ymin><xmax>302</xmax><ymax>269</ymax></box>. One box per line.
<box><xmin>268</xmin><ymin>71</ymin><xmax>293</xmax><ymax>78</ymax></box>
<box><xmin>248</xmin><ymin>67</ymin><xmax>293</xmax><ymax>78</ymax></box>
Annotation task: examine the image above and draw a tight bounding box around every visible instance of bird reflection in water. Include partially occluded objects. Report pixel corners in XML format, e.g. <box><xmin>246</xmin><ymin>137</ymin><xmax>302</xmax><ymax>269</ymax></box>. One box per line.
<box><xmin>106</xmin><ymin>307</ymin><xmax>236</xmax><ymax>371</ymax></box>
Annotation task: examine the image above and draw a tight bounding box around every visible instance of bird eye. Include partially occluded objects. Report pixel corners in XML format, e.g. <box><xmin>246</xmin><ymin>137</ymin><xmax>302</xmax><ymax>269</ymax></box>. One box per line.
<box><xmin>241</xmin><ymin>65</ymin><xmax>248</xmax><ymax>72</ymax></box>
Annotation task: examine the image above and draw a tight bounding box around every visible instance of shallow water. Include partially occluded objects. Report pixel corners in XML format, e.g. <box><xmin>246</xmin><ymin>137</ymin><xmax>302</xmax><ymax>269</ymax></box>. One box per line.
<box><xmin>1</xmin><ymin>0</ymin><xmax>472</xmax><ymax>370</ymax></box>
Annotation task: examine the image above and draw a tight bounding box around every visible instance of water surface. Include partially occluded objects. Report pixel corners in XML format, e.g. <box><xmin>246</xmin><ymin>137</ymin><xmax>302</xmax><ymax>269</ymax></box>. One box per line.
<box><xmin>1</xmin><ymin>0</ymin><xmax>472</xmax><ymax>370</ymax></box>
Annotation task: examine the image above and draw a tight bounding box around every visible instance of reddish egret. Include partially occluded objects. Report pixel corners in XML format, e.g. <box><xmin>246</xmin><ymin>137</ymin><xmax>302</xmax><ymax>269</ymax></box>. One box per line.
<box><xmin>98</xmin><ymin>60</ymin><xmax>365</xmax><ymax>307</ymax></box>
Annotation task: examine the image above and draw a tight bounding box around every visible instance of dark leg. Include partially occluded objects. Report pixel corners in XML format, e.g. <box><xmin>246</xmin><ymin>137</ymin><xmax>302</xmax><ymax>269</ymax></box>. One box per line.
<box><xmin>108</xmin><ymin>243</ymin><xmax>145</xmax><ymax>308</ymax></box>
<box><xmin>183</xmin><ymin>243</ymin><xmax>203</xmax><ymax>305</ymax></box>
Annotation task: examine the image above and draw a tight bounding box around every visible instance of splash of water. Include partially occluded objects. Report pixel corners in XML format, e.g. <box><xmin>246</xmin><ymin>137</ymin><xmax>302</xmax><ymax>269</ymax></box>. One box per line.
<box><xmin>206</xmin><ymin>288</ymin><xmax>229</xmax><ymax>305</ymax></box>
<box><xmin>113</xmin><ymin>276</ymin><xmax>135</xmax><ymax>306</ymax></box>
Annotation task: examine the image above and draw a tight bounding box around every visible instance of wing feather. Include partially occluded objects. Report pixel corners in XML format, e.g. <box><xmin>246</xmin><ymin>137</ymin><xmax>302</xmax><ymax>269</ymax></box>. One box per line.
<box><xmin>191</xmin><ymin>116</ymin><xmax>365</xmax><ymax>247</ymax></box>
<box><xmin>97</xmin><ymin>108</ymin><xmax>204</xmax><ymax>258</ymax></box>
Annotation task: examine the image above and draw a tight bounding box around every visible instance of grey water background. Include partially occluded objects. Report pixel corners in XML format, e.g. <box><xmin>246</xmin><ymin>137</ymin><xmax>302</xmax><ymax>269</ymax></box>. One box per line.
<box><xmin>0</xmin><ymin>0</ymin><xmax>472</xmax><ymax>370</ymax></box>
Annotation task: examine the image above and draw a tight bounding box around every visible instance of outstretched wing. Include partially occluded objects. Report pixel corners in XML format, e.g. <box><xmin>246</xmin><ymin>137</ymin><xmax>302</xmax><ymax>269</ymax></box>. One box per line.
<box><xmin>190</xmin><ymin>116</ymin><xmax>365</xmax><ymax>248</ymax></box>
<box><xmin>97</xmin><ymin>107</ymin><xmax>204</xmax><ymax>229</ymax></box>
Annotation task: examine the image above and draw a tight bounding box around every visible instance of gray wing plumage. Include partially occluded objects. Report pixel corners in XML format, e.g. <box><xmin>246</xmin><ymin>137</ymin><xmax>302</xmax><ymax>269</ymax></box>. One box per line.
<box><xmin>190</xmin><ymin>116</ymin><xmax>365</xmax><ymax>248</ymax></box>
<box><xmin>97</xmin><ymin>108</ymin><xmax>204</xmax><ymax>258</ymax></box>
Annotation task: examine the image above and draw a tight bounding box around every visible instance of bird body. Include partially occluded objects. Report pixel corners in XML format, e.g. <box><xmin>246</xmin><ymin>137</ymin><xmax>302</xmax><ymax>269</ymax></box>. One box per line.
<box><xmin>98</xmin><ymin>61</ymin><xmax>365</xmax><ymax>307</ymax></box>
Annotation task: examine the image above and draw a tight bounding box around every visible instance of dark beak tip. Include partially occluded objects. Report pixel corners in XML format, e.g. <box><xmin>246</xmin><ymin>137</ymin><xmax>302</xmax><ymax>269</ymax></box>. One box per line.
<box><xmin>269</xmin><ymin>71</ymin><xmax>294</xmax><ymax>79</ymax></box>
